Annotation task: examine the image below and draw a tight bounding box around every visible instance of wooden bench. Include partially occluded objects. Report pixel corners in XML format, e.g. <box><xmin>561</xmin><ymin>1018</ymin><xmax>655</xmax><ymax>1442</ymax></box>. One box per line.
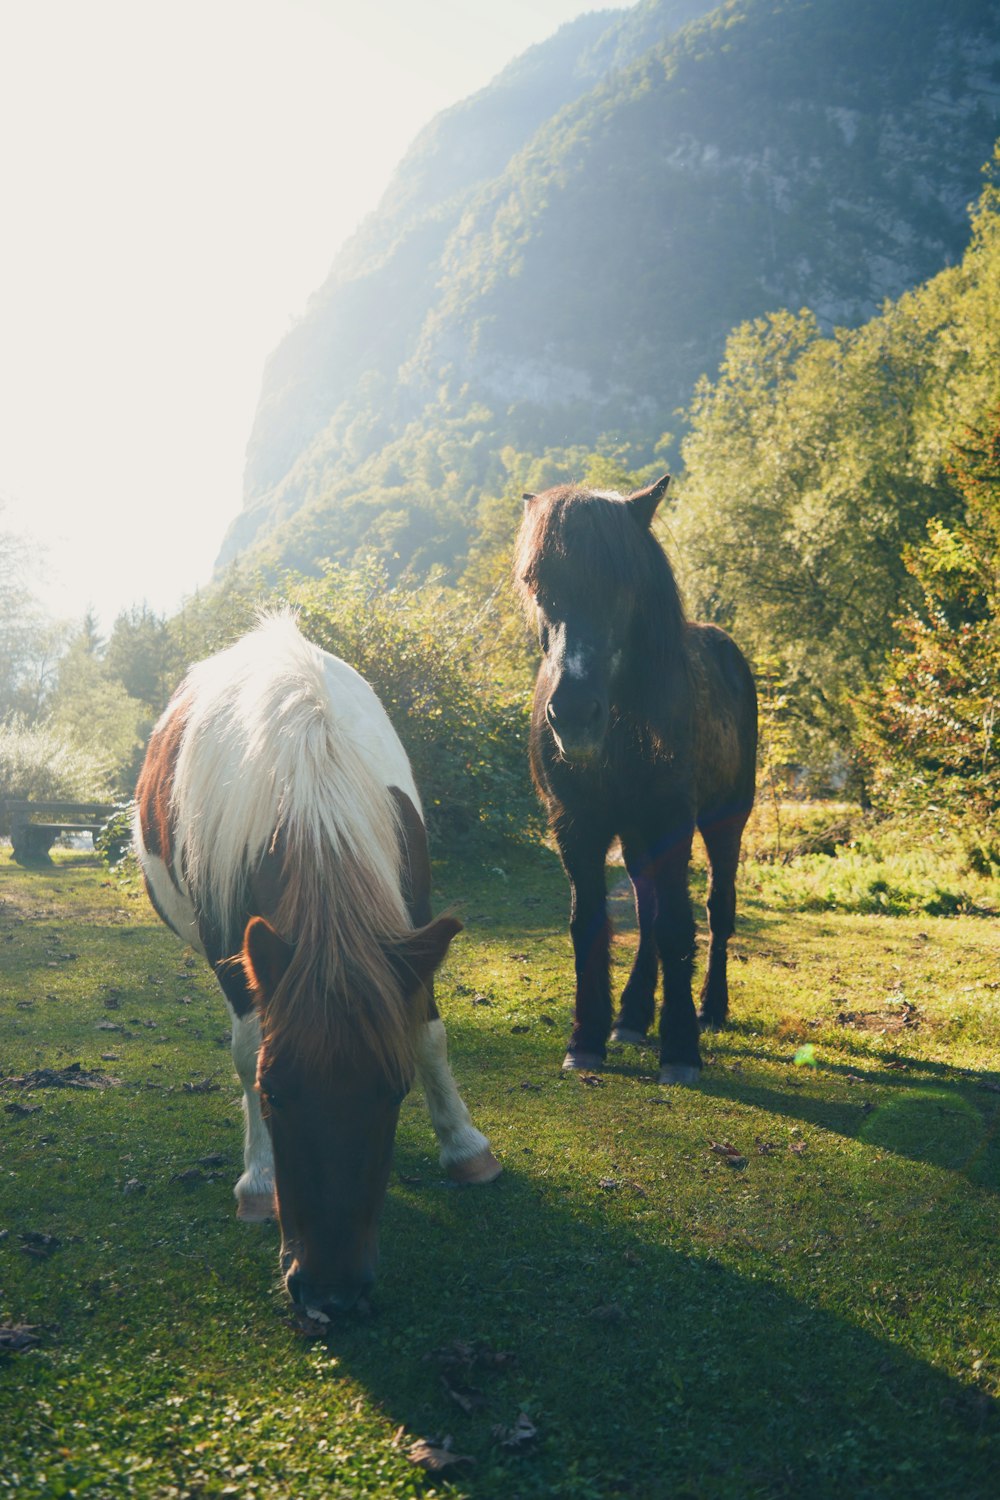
<box><xmin>3</xmin><ymin>800</ymin><xmax>125</xmax><ymax>866</ymax></box>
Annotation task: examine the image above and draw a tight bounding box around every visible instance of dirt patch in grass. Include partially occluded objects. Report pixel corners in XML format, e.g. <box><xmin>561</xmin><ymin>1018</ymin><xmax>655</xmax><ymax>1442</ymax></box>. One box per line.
<box><xmin>835</xmin><ymin>1000</ymin><xmax>921</xmax><ymax>1034</ymax></box>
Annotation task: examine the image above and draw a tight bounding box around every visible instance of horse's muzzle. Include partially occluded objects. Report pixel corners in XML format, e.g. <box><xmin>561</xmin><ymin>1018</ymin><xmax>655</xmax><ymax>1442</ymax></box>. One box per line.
<box><xmin>283</xmin><ymin>1260</ymin><xmax>373</xmax><ymax>1320</ymax></box>
<box><xmin>545</xmin><ymin>692</ymin><xmax>605</xmax><ymax>760</ymax></box>
<box><xmin>283</xmin><ymin>1251</ymin><xmax>376</xmax><ymax>1316</ymax></box>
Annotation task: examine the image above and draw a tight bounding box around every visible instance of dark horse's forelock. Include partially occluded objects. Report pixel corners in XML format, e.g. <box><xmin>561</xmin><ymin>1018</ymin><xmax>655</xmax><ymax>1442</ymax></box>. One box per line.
<box><xmin>514</xmin><ymin>487</ymin><xmax>689</xmax><ymax>706</ymax></box>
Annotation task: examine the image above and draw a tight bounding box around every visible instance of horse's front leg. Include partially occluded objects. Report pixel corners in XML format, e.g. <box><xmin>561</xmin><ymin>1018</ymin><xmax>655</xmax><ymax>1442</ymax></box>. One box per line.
<box><xmin>416</xmin><ymin>1016</ymin><xmax>501</xmax><ymax>1184</ymax></box>
<box><xmin>611</xmin><ymin>854</ymin><xmax>659</xmax><ymax>1046</ymax></box>
<box><xmin>559</xmin><ymin>832</ymin><xmax>614</xmax><ymax>1070</ymax></box>
<box><xmin>650</xmin><ymin>827</ymin><xmax>702</xmax><ymax>1085</ymax></box>
<box><xmin>228</xmin><ymin>1004</ymin><xmax>276</xmax><ymax>1221</ymax></box>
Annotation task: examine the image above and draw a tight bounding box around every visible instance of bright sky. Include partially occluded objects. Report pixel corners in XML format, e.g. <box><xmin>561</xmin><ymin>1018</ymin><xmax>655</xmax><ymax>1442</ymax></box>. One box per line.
<box><xmin>0</xmin><ymin>0</ymin><xmax>629</xmax><ymax>633</ymax></box>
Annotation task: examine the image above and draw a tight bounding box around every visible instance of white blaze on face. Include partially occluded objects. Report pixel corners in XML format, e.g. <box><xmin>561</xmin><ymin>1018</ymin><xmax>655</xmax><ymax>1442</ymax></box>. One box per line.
<box><xmin>564</xmin><ymin>645</ymin><xmax>588</xmax><ymax>679</ymax></box>
<box><xmin>551</xmin><ymin>622</ymin><xmax>596</xmax><ymax>683</ymax></box>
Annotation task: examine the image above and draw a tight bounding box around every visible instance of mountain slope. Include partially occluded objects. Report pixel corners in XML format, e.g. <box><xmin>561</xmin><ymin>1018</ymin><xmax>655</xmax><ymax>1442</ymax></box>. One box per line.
<box><xmin>221</xmin><ymin>0</ymin><xmax>1000</xmax><ymax>577</ymax></box>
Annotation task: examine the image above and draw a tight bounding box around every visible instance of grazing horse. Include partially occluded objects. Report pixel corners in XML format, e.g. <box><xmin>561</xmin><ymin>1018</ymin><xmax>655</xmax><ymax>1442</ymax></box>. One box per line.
<box><xmin>514</xmin><ymin>476</ymin><xmax>757</xmax><ymax>1085</ymax></box>
<box><xmin>134</xmin><ymin>615</ymin><xmax>499</xmax><ymax>1317</ymax></box>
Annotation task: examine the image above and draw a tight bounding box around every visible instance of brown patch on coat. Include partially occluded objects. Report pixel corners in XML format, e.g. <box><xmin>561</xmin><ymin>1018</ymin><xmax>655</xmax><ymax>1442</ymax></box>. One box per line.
<box><xmin>135</xmin><ymin>693</ymin><xmax>191</xmax><ymax>883</ymax></box>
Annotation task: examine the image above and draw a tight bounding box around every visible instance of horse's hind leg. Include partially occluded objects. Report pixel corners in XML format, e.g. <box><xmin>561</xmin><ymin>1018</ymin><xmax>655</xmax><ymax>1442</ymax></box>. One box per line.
<box><xmin>611</xmin><ymin>857</ymin><xmax>658</xmax><ymax>1046</ymax></box>
<box><xmin>416</xmin><ymin>1017</ymin><xmax>501</xmax><ymax>1185</ymax></box>
<box><xmin>228</xmin><ymin>1005</ymin><xmax>276</xmax><ymax>1221</ymax></box>
<box><xmin>651</xmin><ymin>828</ymin><xmax>702</xmax><ymax>1084</ymax></box>
<box><xmin>697</xmin><ymin>816</ymin><xmax>747</xmax><ymax>1029</ymax></box>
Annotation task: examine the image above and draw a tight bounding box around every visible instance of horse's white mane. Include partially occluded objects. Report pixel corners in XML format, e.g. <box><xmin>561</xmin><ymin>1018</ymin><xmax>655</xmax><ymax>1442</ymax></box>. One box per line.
<box><xmin>170</xmin><ymin>611</ymin><xmax>408</xmax><ymax>949</ymax></box>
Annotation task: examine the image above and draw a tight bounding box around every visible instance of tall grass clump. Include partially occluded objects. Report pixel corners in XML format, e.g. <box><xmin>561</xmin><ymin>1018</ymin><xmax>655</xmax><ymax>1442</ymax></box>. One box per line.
<box><xmin>0</xmin><ymin>717</ymin><xmax>114</xmax><ymax>827</ymax></box>
<box><xmin>741</xmin><ymin>815</ymin><xmax>996</xmax><ymax>916</ymax></box>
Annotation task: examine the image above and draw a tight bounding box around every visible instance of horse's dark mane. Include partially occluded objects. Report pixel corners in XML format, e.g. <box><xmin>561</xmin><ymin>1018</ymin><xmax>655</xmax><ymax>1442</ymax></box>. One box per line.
<box><xmin>514</xmin><ymin>487</ymin><xmax>691</xmax><ymax>737</ymax></box>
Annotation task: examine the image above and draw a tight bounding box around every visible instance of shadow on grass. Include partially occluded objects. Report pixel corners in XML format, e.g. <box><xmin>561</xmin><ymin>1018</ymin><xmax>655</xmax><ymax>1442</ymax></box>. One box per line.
<box><xmin>697</xmin><ymin>1061</ymin><xmax>1000</xmax><ymax>1194</ymax></box>
<box><xmin>314</xmin><ymin>1160</ymin><xmax>998</xmax><ymax>1499</ymax></box>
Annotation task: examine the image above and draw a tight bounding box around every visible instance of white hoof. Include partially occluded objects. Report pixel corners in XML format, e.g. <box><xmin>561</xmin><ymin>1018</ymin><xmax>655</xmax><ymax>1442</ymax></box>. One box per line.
<box><xmin>447</xmin><ymin>1148</ymin><xmax>502</xmax><ymax>1185</ymax></box>
<box><xmin>657</xmin><ymin>1064</ymin><xmax>701</xmax><ymax>1087</ymax></box>
<box><xmin>562</xmin><ymin>1051</ymin><xmax>605</xmax><ymax>1072</ymax></box>
<box><xmin>236</xmin><ymin>1188</ymin><xmax>276</xmax><ymax>1222</ymax></box>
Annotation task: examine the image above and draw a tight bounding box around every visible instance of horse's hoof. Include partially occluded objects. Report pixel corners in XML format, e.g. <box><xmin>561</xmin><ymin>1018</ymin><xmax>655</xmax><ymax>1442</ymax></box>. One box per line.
<box><xmin>447</xmin><ymin>1148</ymin><xmax>502</xmax><ymax>1186</ymax></box>
<box><xmin>236</xmin><ymin>1192</ymin><xmax>277</xmax><ymax>1222</ymax></box>
<box><xmin>657</xmin><ymin>1064</ymin><xmax>701</xmax><ymax>1087</ymax></box>
<box><xmin>610</xmin><ymin>1026</ymin><xmax>650</xmax><ymax>1047</ymax></box>
<box><xmin>562</xmin><ymin>1051</ymin><xmax>605</xmax><ymax>1072</ymax></box>
<box><xmin>698</xmin><ymin>1013</ymin><xmax>727</xmax><ymax>1033</ymax></box>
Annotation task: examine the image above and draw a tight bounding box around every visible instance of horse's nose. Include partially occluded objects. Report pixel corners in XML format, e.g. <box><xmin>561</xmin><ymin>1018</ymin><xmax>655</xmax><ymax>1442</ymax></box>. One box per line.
<box><xmin>285</xmin><ymin>1261</ymin><xmax>375</xmax><ymax>1316</ymax></box>
<box><xmin>546</xmin><ymin>695</ymin><xmax>601</xmax><ymax>733</ymax></box>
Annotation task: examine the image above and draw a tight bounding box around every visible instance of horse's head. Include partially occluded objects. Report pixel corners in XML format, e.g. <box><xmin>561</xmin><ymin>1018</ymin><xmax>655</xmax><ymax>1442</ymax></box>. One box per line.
<box><xmin>239</xmin><ymin>912</ymin><xmax>460</xmax><ymax>1318</ymax></box>
<box><xmin>514</xmin><ymin>474</ymin><xmax>673</xmax><ymax>763</ymax></box>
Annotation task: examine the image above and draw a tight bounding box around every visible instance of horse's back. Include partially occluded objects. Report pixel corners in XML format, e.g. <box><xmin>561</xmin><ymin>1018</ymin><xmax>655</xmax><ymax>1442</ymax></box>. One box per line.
<box><xmin>318</xmin><ymin>650</ymin><xmax>420</xmax><ymax>815</ymax></box>
<box><xmin>687</xmin><ymin>622</ymin><xmax>758</xmax><ymax>818</ymax></box>
<box><xmin>135</xmin><ymin>618</ymin><xmax>421</xmax><ymax>951</ymax></box>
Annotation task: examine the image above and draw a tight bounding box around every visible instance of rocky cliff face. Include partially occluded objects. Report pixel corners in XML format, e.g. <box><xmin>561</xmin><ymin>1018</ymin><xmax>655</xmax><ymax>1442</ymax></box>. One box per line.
<box><xmin>220</xmin><ymin>0</ymin><xmax>1000</xmax><ymax>575</ymax></box>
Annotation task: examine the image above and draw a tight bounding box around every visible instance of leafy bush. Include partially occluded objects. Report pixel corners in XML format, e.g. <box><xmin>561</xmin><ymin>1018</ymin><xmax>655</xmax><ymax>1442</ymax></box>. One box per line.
<box><xmin>94</xmin><ymin>806</ymin><xmax>135</xmax><ymax>867</ymax></box>
<box><xmin>0</xmin><ymin>718</ymin><xmax>115</xmax><ymax>830</ymax></box>
<box><xmin>287</xmin><ymin>565</ymin><xmax>538</xmax><ymax>846</ymax></box>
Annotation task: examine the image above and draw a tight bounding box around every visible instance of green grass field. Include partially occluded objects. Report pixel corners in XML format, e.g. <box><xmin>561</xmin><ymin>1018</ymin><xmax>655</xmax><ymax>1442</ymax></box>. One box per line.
<box><xmin>1</xmin><ymin>831</ymin><xmax>998</xmax><ymax>1498</ymax></box>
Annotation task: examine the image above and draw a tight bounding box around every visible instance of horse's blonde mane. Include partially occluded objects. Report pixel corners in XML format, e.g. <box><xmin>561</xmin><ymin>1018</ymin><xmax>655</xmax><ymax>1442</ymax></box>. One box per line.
<box><xmin>169</xmin><ymin>612</ymin><xmax>417</xmax><ymax>1077</ymax></box>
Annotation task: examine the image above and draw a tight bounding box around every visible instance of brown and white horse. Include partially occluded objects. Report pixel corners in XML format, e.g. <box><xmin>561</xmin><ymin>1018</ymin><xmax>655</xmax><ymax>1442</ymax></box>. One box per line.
<box><xmin>134</xmin><ymin>614</ymin><xmax>499</xmax><ymax>1317</ymax></box>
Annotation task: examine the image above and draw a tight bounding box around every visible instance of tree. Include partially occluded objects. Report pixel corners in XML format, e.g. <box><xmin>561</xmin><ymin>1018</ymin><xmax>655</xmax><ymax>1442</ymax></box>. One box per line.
<box><xmin>0</xmin><ymin>503</ymin><xmax>59</xmax><ymax>721</ymax></box>
<box><xmin>104</xmin><ymin>606</ymin><xmax>174</xmax><ymax>713</ymax></box>
<box><xmin>48</xmin><ymin>618</ymin><xmax>149</xmax><ymax>796</ymax></box>
<box><xmin>669</xmin><ymin>154</ymin><xmax>1000</xmax><ymax>776</ymax></box>
<box><xmin>862</xmin><ymin>413</ymin><xmax>1000</xmax><ymax>824</ymax></box>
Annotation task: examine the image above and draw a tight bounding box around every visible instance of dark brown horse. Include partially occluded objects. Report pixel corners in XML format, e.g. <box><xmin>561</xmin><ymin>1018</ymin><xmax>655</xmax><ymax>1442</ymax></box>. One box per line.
<box><xmin>135</xmin><ymin>614</ymin><xmax>499</xmax><ymax>1319</ymax></box>
<box><xmin>515</xmin><ymin>476</ymin><xmax>757</xmax><ymax>1084</ymax></box>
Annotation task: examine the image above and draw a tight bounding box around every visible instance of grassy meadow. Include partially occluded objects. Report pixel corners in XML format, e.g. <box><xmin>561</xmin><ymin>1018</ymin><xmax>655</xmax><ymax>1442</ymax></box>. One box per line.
<box><xmin>0</xmin><ymin>818</ymin><xmax>998</xmax><ymax>1499</ymax></box>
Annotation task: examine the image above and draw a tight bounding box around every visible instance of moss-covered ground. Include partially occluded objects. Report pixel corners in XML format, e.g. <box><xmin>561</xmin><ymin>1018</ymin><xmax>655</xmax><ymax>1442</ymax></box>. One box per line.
<box><xmin>0</xmin><ymin>833</ymin><xmax>997</xmax><ymax>1498</ymax></box>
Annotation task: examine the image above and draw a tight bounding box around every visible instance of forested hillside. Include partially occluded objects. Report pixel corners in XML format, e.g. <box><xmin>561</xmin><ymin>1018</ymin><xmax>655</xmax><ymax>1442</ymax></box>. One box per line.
<box><xmin>220</xmin><ymin>0</ymin><xmax>1000</xmax><ymax>582</ymax></box>
<box><xmin>3</xmin><ymin>0</ymin><xmax>998</xmax><ymax>835</ymax></box>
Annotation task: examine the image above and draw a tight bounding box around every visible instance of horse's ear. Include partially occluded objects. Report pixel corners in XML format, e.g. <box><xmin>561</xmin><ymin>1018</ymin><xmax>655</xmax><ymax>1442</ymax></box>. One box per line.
<box><xmin>627</xmin><ymin>473</ymin><xmax>670</xmax><ymax>528</ymax></box>
<box><xmin>393</xmin><ymin>914</ymin><xmax>463</xmax><ymax>997</ymax></box>
<box><xmin>522</xmin><ymin>492</ymin><xmax>538</xmax><ymax>508</ymax></box>
<box><xmin>241</xmin><ymin>917</ymin><xmax>295</xmax><ymax>1001</ymax></box>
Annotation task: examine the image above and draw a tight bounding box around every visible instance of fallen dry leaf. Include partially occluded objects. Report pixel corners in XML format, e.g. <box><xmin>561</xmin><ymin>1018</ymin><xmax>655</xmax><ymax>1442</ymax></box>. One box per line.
<box><xmin>441</xmin><ymin>1375</ymin><xmax>485</xmax><ymax>1414</ymax></box>
<box><xmin>407</xmin><ymin>1439</ymin><xmax>474</xmax><ymax>1473</ymax></box>
<box><xmin>428</xmin><ymin>1338</ymin><xmax>515</xmax><ymax>1372</ymax></box>
<box><xmin>170</xmin><ymin>1167</ymin><xmax>208</xmax><ymax>1185</ymax></box>
<box><xmin>709</xmin><ymin>1141</ymin><xmax>747</xmax><ymax>1169</ymax></box>
<box><xmin>590</xmin><ymin>1302</ymin><xmax>626</xmax><ymax>1323</ymax></box>
<box><xmin>0</xmin><ymin>1324</ymin><xmax>40</xmax><ymax>1355</ymax></box>
<box><xmin>1</xmin><ymin>1062</ymin><xmax>119</xmax><ymax>1091</ymax></box>
<box><xmin>293</xmin><ymin>1312</ymin><xmax>331</xmax><ymax>1339</ymax></box>
<box><xmin>492</xmin><ymin>1412</ymin><xmax>537</xmax><ymax>1450</ymax></box>
<box><xmin>19</xmin><ymin>1231</ymin><xmax>61</xmax><ymax>1260</ymax></box>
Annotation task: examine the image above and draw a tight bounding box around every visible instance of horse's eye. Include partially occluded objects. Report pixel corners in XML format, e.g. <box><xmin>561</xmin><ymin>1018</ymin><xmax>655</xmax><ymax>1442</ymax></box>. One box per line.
<box><xmin>261</xmin><ymin>1087</ymin><xmax>281</xmax><ymax>1112</ymax></box>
